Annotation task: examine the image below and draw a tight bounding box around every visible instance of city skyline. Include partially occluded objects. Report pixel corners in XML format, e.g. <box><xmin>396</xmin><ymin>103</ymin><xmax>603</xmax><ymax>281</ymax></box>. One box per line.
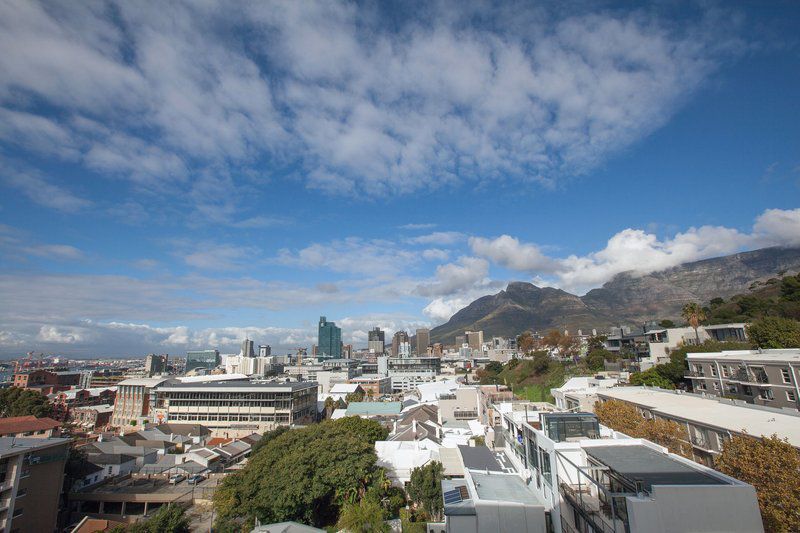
<box><xmin>1</xmin><ymin>1</ymin><xmax>800</xmax><ymax>357</ymax></box>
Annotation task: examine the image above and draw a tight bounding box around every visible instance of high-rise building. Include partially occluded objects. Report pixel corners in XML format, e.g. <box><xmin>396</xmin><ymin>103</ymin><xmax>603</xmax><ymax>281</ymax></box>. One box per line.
<box><xmin>258</xmin><ymin>344</ymin><xmax>272</xmax><ymax>357</ymax></box>
<box><xmin>343</xmin><ymin>344</ymin><xmax>353</xmax><ymax>358</ymax></box>
<box><xmin>144</xmin><ymin>354</ymin><xmax>168</xmax><ymax>376</ymax></box>
<box><xmin>240</xmin><ymin>338</ymin><xmax>255</xmax><ymax>358</ymax></box>
<box><xmin>415</xmin><ymin>328</ymin><xmax>430</xmax><ymax>355</ymax></box>
<box><xmin>455</xmin><ymin>335</ymin><xmax>467</xmax><ymax>348</ymax></box>
<box><xmin>368</xmin><ymin>327</ymin><xmax>385</xmax><ymax>355</ymax></box>
<box><xmin>186</xmin><ymin>349</ymin><xmax>220</xmax><ymax>372</ymax></box>
<box><xmin>391</xmin><ymin>330</ymin><xmax>409</xmax><ymax>357</ymax></box>
<box><xmin>466</xmin><ymin>330</ymin><xmax>484</xmax><ymax>350</ymax></box>
<box><xmin>318</xmin><ymin>316</ymin><xmax>342</xmax><ymax>359</ymax></box>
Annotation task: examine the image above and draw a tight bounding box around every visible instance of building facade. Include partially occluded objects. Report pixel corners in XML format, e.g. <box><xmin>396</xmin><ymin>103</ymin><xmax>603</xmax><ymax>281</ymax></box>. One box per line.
<box><xmin>686</xmin><ymin>349</ymin><xmax>800</xmax><ymax>410</ymax></box>
<box><xmin>111</xmin><ymin>377</ymin><xmax>174</xmax><ymax>427</ymax></box>
<box><xmin>186</xmin><ymin>349</ymin><xmax>220</xmax><ymax>372</ymax></box>
<box><xmin>143</xmin><ymin>354</ymin><xmax>168</xmax><ymax>376</ymax></box>
<box><xmin>152</xmin><ymin>381</ymin><xmax>317</xmax><ymax>436</ymax></box>
<box><xmin>318</xmin><ymin>316</ymin><xmax>342</xmax><ymax>360</ymax></box>
<box><xmin>368</xmin><ymin>327</ymin><xmax>385</xmax><ymax>355</ymax></box>
<box><xmin>391</xmin><ymin>331</ymin><xmax>409</xmax><ymax>357</ymax></box>
<box><xmin>415</xmin><ymin>328</ymin><xmax>430</xmax><ymax>356</ymax></box>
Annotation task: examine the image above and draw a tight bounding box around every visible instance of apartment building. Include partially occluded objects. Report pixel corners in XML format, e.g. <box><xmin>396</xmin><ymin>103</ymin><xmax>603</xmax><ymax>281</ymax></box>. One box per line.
<box><xmin>151</xmin><ymin>381</ymin><xmax>317</xmax><ymax>436</ymax></box>
<box><xmin>596</xmin><ymin>387</ymin><xmax>800</xmax><ymax>466</ymax></box>
<box><xmin>49</xmin><ymin>387</ymin><xmax>117</xmax><ymax>421</ymax></box>
<box><xmin>378</xmin><ymin>356</ymin><xmax>441</xmax><ymax>392</ymax></box>
<box><xmin>0</xmin><ymin>437</ymin><xmax>70</xmax><ymax>533</ymax></box>
<box><xmin>686</xmin><ymin>349</ymin><xmax>800</xmax><ymax>410</ymax></box>
<box><xmin>551</xmin><ymin>376</ymin><xmax>620</xmax><ymax>412</ymax></box>
<box><xmin>111</xmin><ymin>377</ymin><xmax>175</xmax><ymax>427</ymax></box>
<box><xmin>0</xmin><ymin>416</ymin><xmax>61</xmax><ymax>438</ymax></box>
<box><xmin>438</xmin><ymin>387</ymin><xmax>479</xmax><ymax>425</ymax></box>
<box><xmin>496</xmin><ymin>404</ymin><xmax>763</xmax><ymax>533</ymax></box>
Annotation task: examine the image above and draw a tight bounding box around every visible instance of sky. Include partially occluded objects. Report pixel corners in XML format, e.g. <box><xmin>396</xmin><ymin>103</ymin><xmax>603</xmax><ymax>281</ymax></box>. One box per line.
<box><xmin>0</xmin><ymin>0</ymin><xmax>799</xmax><ymax>357</ymax></box>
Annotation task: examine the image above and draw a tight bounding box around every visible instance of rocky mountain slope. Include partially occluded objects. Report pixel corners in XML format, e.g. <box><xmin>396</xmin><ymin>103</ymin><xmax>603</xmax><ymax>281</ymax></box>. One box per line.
<box><xmin>430</xmin><ymin>246</ymin><xmax>800</xmax><ymax>344</ymax></box>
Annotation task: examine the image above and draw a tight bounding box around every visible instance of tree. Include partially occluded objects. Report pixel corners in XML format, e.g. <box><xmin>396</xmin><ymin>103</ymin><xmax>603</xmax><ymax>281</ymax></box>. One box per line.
<box><xmin>715</xmin><ymin>434</ymin><xmax>800</xmax><ymax>532</ymax></box>
<box><xmin>0</xmin><ymin>387</ymin><xmax>52</xmax><ymax>418</ymax></box>
<box><xmin>214</xmin><ymin>417</ymin><xmax>388</xmax><ymax>528</ymax></box>
<box><xmin>594</xmin><ymin>400</ymin><xmax>643</xmax><ymax>436</ymax></box>
<box><xmin>585</xmin><ymin>351</ymin><xmax>606</xmax><ymax>372</ymax></box>
<box><xmin>324</xmin><ymin>396</ymin><xmax>335</xmax><ymax>418</ymax></box>
<box><xmin>594</xmin><ymin>400</ymin><xmax>691</xmax><ymax>459</ymax></box>
<box><xmin>337</xmin><ymin>497</ymin><xmax>390</xmax><ymax>533</ymax></box>
<box><xmin>628</xmin><ymin>368</ymin><xmax>675</xmax><ymax>389</ymax></box>
<box><xmin>346</xmin><ymin>391</ymin><xmax>365</xmax><ymax>403</ymax></box>
<box><xmin>586</xmin><ymin>335</ymin><xmax>608</xmax><ymax>353</ymax></box>
<box><xmin>658</xmin><ymin>319</ymin><xmax>676</xmax><ymax>328</ymax></box>
<box><xmin>681</xmin><ymin>302</ymin><xmax>706</xmax><ymax>343</ymax></box>
<box><xmin>517</xmin><ymin>332</ymin><xmax>536</xmax><ymax>354</ymax></box>
<box><xmin>407</xmin><ymin>461</ymin><xmax>444</xmax><ymax>520</ymax></box>
<box><xmin>111</xmin><ymin>504</ymin><xmax>190</xmax><ymax>533</ymax></box>
<box><xmin>747</xmin><ymin>317</ymin><xmax>800</xmax><ymax>349</ymax></box>
<box><xmin>250</xmin><ymin>425</ymin><xmax>290</xmax><ymax>455</ymax></box>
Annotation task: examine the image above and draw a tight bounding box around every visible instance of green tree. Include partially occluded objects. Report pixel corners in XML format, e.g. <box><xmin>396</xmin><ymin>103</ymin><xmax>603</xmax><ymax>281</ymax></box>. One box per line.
<box><xmin>681</xmin><ymin>302</ymin><xmax>706</xmax><ymax>343</ymax></box>
<box><xmin>594</xmin><ymin>400</ymin><xmax>690</xmax><ymax>459</ymax></box>
<box><xmin>715</xmin><ymin>434</ymin><xmax>800</xmax><ymax>532</ymax></box>
<box><xmin>346</xmin><ymin>391</ymin><xmax>365</xmax><ymax>403</ymax></box>
<box><xmin>658</xmin><ymin>319</ymin><xmax>676</xmax><ymax>328</ymax></box>
<box><xmin>585</xmin><ymin>351</ymin><xmax>606</xmax><ymax>372</ymax></box>
<box><xmin>629</xmin><ymin>368</ymin><xmax>675</xmax><ymax>389</ymax></box>
<box><xmin>407</xmin><ymin>461</ymin><xmax>444</xmax><ymax>520</ymax></box>
<box><xmin>324</xmin><ymin>396</ymin><xmax>335</xmax><ymax>418</ymax></box>
<box><xmin>747</xmin><ymin>316</ymin><xmax>800</xmax><ymax>349</ymax></box>
<box><xmin>531</xmin><ymin>351</ymin><xmax>551</xmax><ymax>375</ymax></box>
<box><xmin>586</xmin><ymin>335</ymin><xmax>608</xmax><ymax>353</ymax></box>
<box><xmin>250</xmin><ymin>425</ymin><xmax>290</xmax><ymax>455</ymax></box>
<box><xmin>0</xmin><ymin>387</ymin><xmax>53</xmax><ymax>418</ymax></box>
<box><xmin>111</xmin><ymin>504</ymin><xmax>190</xmax><ymax>533</ymax></box>
<box><xmin>337</xmin><ymin>497</ymin><xmax>390</xmax><ymax>532</ymax></box>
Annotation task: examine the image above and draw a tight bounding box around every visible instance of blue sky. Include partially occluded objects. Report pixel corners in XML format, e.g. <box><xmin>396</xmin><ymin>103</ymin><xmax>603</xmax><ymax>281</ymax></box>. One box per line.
<box><xmin>0</xmin><ymin>0</ymin><xmax>799</xmax><ymax>357</ymax></box>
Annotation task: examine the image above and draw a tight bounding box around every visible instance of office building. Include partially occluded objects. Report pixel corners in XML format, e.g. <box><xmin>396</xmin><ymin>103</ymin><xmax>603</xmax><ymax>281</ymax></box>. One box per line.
<box><xmin>111</xmin><ymin>377</ymin><xmax>175</xmax><ymax>427</ymax></box>
<box><xmin>152</xmin><ymin>381</ymin><xmax>317</xmax><ymax>436</ymax></box>
<box><xmin>384</xmin><ymin>356</ymin><xmax>441</xmax><ymax>392</ymax></box>
<box><xmin>318</xmin><ymin>316</ymin><xmax>342</xmax><ymax>360</ymax></box>
<box><xmin>368</xmin><ymin>327</ymin><xmax>385</xmax><ymax>355</ymax></box>
<box><xmin>686</xmin><ymin>349</ymin><xmax>800</xmax><ymax>409</ymax></box>
<box><xmin>186</xmin><ymin>349</ymin><xmax>220</xmax><ymax>372</ymax></box>
<box><xmin>596</xmin><ymin>386</ymin><xmax>800</xmax><ymax>466</ymax></box>
<box><xmin>240</xmin><ymin>338</ymin><xmax>255</xmax><ymax>358</ymax></box>
<box><xmin>415</xmin><ymin>328</ymin><xmax>431</xmax><ymax>356</ymax></box>
<box><xmin>455</xmin><ymin>335</ymin><xmax>466</xmax><ymax>348</ymax></box>
<box><xmin>0</xmin><ymin>437</ymin><xmax>70</xmax><ymax>533</ymax></box>
<box><xmin>466</xmin><ymin>330</ymin><xmax>484</xmax><ymax>351</ymax></box>
<box><xmin>143</xmin><ymin>354</ymin><xmax>168</xmax><ymax>376</ymax></box>
<box><xmin>391</xmin><ymin>330</ymin><xmax>410</xmax><ymax>357</ymax></box>
<box><xmin>258</xmin><ymin>344</ymin><xmax>271</xmax><ymax>357</ymax></box>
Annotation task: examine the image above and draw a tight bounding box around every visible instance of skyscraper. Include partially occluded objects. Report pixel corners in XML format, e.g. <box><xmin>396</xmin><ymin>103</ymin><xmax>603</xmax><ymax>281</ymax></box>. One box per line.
<box><xmin>186</xmin><ymin>349</ymin><xmax>220</xmax><ymax>372</ymax></box>
<box><xmin>259</xmin><ymin>344</ymin><xmax>272</xmax><ymax>357</ymax></box>
<box><xmin>318</xmin><ymin>316</ymin><xmax>342</xmax><ymax>359</ymax></box>
<box><xmin>240</xmin><ymin>338</ymin><xmax>255</xmax><ymax>358</ymax></box>
<box><xmin>391</xmin><ymin>330</ymin><xmax>409</xmax><ymax>357</ymax></box>
<box><xmin>368</xmin><ymin>327</ymin><xmax>385</xmax><ymax>354</ymax></box>
<box><xmin>415</xmin><ymin>328</ymin><xmax>430</xmax><ymax>355</ymax></box>
<box><xmin>144</xmin><ymin>353</ymin><xmax>168</xmax><ymax>376</ymax></box>
<box><xmin>466</xmin><ymin>330</ymin><xmax>484</xmax><ymax>350</ymax></box>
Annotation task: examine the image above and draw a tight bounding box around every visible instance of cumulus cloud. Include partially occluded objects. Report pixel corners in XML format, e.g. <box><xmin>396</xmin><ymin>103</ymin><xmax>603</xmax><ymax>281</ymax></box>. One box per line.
<box><xmin>416</xmin><ymin>256</ymin><xmax>495</xmax><ymax>297</ymax></box>
<box><xmin>469</xmin><ymin>235</ymin><xmax>558</xmax><ymax>272</ymax></box>
<box><xmin>753</xmin><ymin>208</ymin><xmax>800</xmax><ymax>247</ymax></box>
<box><xmin>406</xmin><ymin>231</ymin><xmax>466</xmax><ymax>246</ymax></box>
<box><xmin>0</xmin><ymin>1</ymin><xmax>741</xmax><ymax>202</ymax></box>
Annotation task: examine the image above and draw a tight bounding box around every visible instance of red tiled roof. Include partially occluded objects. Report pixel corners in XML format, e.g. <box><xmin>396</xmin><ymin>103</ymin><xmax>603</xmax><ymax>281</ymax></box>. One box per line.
<box><xmin>207</xmin><ymin>437</ymin><xmax>232</xmax><ymax>446</ymax></box>
<box><xmin>0</xmin><ymin>415</ymin><xmax>61</xmax><ymax>434</ymax></box>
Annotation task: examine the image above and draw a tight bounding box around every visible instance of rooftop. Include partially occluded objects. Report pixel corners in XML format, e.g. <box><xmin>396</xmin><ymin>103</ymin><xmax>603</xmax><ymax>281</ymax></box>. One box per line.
<box><xmin>686</xmin><ymin>348</ymin><xmax>800</xmax><ymax>363</ymax></box>
<box><xmin>0</xmin><ymin>415</ymin><xmax>61</xmax><ymax>434</ymax></box>
<box><xmin>457</xmin><ymin>445</ymin><xmax>503</xmax><ymax>472</ymax></box>
<box><xmin>584</xmin><ymin>444</ymin><xmax>727</xmax><ymax>492</ymax></box>
<box><xmin>117</xmin><ymin>377</ymin><xmax>175</xmax><ymax>387</ymax></box>
<box><xmin>597</xmin><ymin>387</ymin><xmax>800</xmax><ymax>447</ymax></box>
<box><xmin>0</xmin><ymin>436</ymin><xmax>70</xmax><ymax>456</ymax></box>
<box><xmin>175</xmin><ymin>373</ymin><xmax>250</xmax><ymax>383</ymax></box>
<box><xmin>156</xmin><ymin>381</ymin><xmax>317</xmax><ymax>392</ymax></box>
<box><xmin>470</xmin><ymin>470</ymin><xmax>541</xmax><ymax>503</ymax></box>
<box><xmin>345</xmin><ymin>401</ymin><xmax>403</xmax><ymax>416</ymax></box>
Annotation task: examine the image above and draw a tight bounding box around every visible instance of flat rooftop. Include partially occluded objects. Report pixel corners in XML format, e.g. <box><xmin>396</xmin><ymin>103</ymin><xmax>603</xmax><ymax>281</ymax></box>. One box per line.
<box><xmin>585</xmin><ymin>445</ymin><xmax>726</xmax><ymax>492</ymax></box>
<box><xmin>687</xmin><ymin>349</ymin><xmax>800</xmax><ymax>363</ymax></box>
<box><xmin>470</xmin><ymin>471</ymin><xmax>541</xmax><ymax>504</ymax></box>
<box><xmin>0</xmin><ymin>436</ymin><xmax>70</xmax><ymax>456</ymax></box>
<box><xmin>457</xmin><ymin>445</ymin><xmax>503</xmax><ymax>472</ymax></box>
<box><xmin>156</xmin><ymin>381</ymin><xmax>317</xmax><ymax>392</ymax></box>
<box><xmin>597</xmin><ymin>387</ymin><xmax>800</xmax><ymax>447</ymax></box>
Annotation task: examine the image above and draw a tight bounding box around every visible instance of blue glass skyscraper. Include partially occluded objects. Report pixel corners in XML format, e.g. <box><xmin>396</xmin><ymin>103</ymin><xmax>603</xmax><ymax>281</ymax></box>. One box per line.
<box><xmin>318</xmin><ymin>316</ymin><xmax>342</xmax><ymax>359</ymax></box>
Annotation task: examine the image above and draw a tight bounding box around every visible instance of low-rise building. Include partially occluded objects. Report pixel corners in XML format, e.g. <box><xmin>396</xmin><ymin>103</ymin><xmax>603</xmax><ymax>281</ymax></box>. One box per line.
<box><xmin>71</xmin><ymin>404</ymin><xmax>115</xmax><ymax>430</ymax></box>
<box><xmin>438</xmin><ymin>387</ymin><xmax>479</xmax><ymax>426</ymax></box>
<box><xmin>348</xmin><ymin>375</ymin><xmax>392</xmax><ymax>397</ymax></box>
<box><xmin>152</xmin><ymin>381</ymin><xmax>317</xmax><ymax>437</ymax></box>
<box><xmin>551</xmin><ymin>375</ymin><xmax>620</xmax><ymax>412</ymax></box>
<box><xmin>0</xmin><ymin>415</ymin><xmax>61</xmax><ymax>438</ymax></box>
<box><xmin>111</xmin><ymin>377</ymin><xmax>175</xmax><ymax>428</ymax></box>
<box><xmin>596</xmin><ymin>386</ymin><xmax>800</xmax><ymax>465</ymax></box>
<box><xmin>0</xmin><ymin>437</ymin><xmax>70</xmax><ymax>533</ymax></box>
<box><xmin>686</xmin><ymin>349</ymin><xmax>800</xmax><ymax>409</ymax></box>
<box><xmin>50</xmin><ymin>387</ymin><xmax>117</xmax><ymax>421</ymax></box>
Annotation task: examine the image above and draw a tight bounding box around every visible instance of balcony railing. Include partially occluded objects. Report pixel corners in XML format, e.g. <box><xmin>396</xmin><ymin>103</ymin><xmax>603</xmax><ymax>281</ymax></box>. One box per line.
<box><xmin>559</xmin><ymin>482</ymin><xmax>621</xmax><ymax>533</ymax></box>
<box><xmin>453</xmin><ymin>411</ymin><xmax>478</xmax><ymax>419</ymax></box>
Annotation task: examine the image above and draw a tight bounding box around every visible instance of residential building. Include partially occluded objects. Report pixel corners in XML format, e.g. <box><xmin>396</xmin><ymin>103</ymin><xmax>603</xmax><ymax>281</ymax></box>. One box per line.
<box><xmin>0</xmin><ymin>416</ymin><xmax>61</xmax><ymax>438</ymax></box>
<box><xmin>368</xmin><ymin>327</ymin><xmax>385</xmax><ymax>355</ymax></box>
<box><xmin>0</xmin><ymin>437</ymin><xmax>70</xmax><ymax>533</ymax></box>
<box><xmin>12</xmin><ymin>369</ymin><xmax>58</xmax><ymax>389</ymax></box>
<box><xmin>551</xmin><ymin>376</ymin><xmax>620</xmax><ymax>412</ymax></box>
<box><xmin>186</xmin><ymin>349</ymin><xmax>220</xmax><ymax>372</ymax></box>
<box><xmin>348</xmin><ymin>375</ymin><xmax>392</xmax><ymax>397</ymax></box>
<box><xmin>703</xmin><ymin>323</ymin><xmax>748</xmax><ymax>342</ymax></box>
<box><xmin>496</xmin><ymin>405</ymin><xmax>763</xmax><ymax>533</ymax></box>
<box><xmin>50</xmin><ymin>387</ymin><xmax>117</xmax><ymax>421</ymax></box>
<box><xmin>71</xmin><ymin>404</ymin><xmax>114</xmax><ymax>430</ymax></box>
<box><xmin>439</xmin><ymin>469</ymin><xmax>547</xmax><ymax>533</ymax></box>
<box><xmin>143</xmin><ymin>354</ymin><xmax>168</xmax><ymax>376</ymax></box>
<box><xmin>642</xmin><ymin>326</ymin><xmax>708</xmax><ymax>367</ymax></box>
<box><xmin>596</xmin><ymin>386</ymin><xmax>800</xmax><ymax>465</ymax></box>
<box><xmin>465</xmin><ymin>330</ymin><xmax>484</xmax><ymax>351</ymax></box>
<box><xmin>317</xmin><ymin>316</ymin><xmax>342</xmax><ymax>360</ymax></box>
<box><xmin>686</xmin><ymin>349</ymin><xmax>800</xmax><ymax>409</ymax></box>
<box><xmin>391</xmin><ymin>331</ymin><xmax>410</xmax><ymax>357</ymax></box>
<box><xmin>384</xmin><ymin>356</ymin><xmax>441</xmax><ymax>392</ymax></box>
<box><xmin>111</xmin><ymin>377</ymin><xmax>175</xmax><ymax>427</ymax></box>
<box><xmin>438</xmin><ymin>387</ymin><xmax>480</xmax><ymax>425</ymax></box>
<box><xmin>152</xmin><ymin>381</ymin><xmax>317</xmax><ymax>436</ymax></box>
<box><xmin>415</xmin><ymin>328</ymin><xmax>430</xmax><ymax>356</ymax></box>
<box><xmin>477</xmin><ymin>384</ymin><xmax>514</xmax><ymax>427</ymax></box>
<box><xmin>225</xmin><ymin>354</ymin><xmax>282</xmax><ymax>376</ymax></box>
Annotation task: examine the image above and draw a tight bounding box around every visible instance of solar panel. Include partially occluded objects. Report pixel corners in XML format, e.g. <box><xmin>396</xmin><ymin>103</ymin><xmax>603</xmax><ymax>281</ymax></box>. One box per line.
<box><xmin>458</xmin><ymin>485</ymin><xmax>469</xmax><ymax>499</ymax></box>
<box><xmin>443</xmin><ymin>488</ymin><xmax>463</xmax><ymax>504</ymax></box>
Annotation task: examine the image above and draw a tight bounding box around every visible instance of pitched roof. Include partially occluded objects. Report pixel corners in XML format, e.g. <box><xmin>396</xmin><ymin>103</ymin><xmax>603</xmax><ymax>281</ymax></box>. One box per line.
<box><xmin>0</xmin><ymin>415</ymin><xmax>60</xmax><ymax>434</ymax></box>
<box><xmin>90</xmin><ymin>453</ymin><xmax>136</xmax><ymax>465</ymax></box>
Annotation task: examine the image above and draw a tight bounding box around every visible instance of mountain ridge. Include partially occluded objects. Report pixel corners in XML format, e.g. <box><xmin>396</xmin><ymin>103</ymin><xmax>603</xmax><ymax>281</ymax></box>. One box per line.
<box><xmin>429</xmin><ymin>246</ymin><xmax>800</xmax><ymax>344</ymax></box>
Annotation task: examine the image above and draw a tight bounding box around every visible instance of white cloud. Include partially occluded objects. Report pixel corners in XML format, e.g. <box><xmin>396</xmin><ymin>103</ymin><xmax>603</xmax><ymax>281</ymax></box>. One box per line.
<box><xmin>406</xmin><ymin>231</ymin><xmax>466</xmax><ymax>246</ymax></box>
<box><xmin>399</xmin><ymin>223</ymin><xmax>437</xmax><ymax>230</ymax></box>
<box><xmin>469</xmin><ymin>235</ymin><xmax>558</xmax><ymax>272</ymax></box>
<box><xmin>416</xmin><ymin>256</ymin><xmax>495</xmax><ymax>297</ymax></box>
<box><xmin>753</xmin><ymin>208</ymin><xmax>800</xmax><ymax>247</ymax></box>
<box><xmin>276</xmin><ymin>237</ymin><xmax>418</xmax><ymax>277</ymax></box>
<box><xmin>1</xmin><ymin>163</ymin><xmax>92</xmax><ymax>213</ymax></box>
<box><xmin>422</xmin><ymin>249</ymin><xmax>450</xmax><ymax>261</ymax></box>
<box><xmin>23</xmin><ymin>244</ymin><xmax>84</xmax><ymax>261</ymax></box>
<box><xmin>37</xmin><ymin>325</ymin><xmax>90</xmax><ymax>344</ymax></box>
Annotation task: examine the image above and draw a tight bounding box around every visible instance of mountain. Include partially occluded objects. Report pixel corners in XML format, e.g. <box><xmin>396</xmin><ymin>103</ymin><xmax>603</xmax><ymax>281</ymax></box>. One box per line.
<box><xmin>430</xmin><ymin>246</ymin><xmax>800</xmax><ymax>344</ymax></box>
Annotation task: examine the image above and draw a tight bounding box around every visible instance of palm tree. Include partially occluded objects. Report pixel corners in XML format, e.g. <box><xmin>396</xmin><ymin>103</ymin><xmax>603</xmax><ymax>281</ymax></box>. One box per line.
<box><xmin>681</xmin><ymin>302</ymin><xmax>706</xmax><ymax>343</ymax></box>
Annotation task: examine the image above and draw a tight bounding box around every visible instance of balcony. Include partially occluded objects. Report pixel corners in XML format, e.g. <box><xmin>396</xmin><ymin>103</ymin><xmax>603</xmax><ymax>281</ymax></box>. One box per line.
<box><xmin>732</xmin><ymin>368</ymin><xmax>769</xmax><ymax>384</ymax></box>
<box><xmin>685</xmin><ymin>371</ymin><xmax>706</xmax><ymax>378</ymax></box>
<box><xmin>453</xmin><ymin>410</ymin><xmax>478</xmax><ymax>420</ymax></box>
<box><xmin>559</xmin><ymin>482</ymin><xmax>622</xmax><ymax>533</ymax></box>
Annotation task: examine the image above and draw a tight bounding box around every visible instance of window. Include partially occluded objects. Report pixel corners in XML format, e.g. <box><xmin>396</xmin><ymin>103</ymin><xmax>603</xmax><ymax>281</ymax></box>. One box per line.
<box><xmin>759</xmin><ymin>388</ymin><xmax>774</xmax><ymax>401</ymax></box>
<box><xmin>16</xmin><ymin>488</ymin><xmax>26</xmax><ymax>498</ymax></box>
<box><xmin>712</xmin><ymin>382</ymin><xmax>720</xmax><ymax>391</ymax></box>
<box><xmin>711</xmin><ymin>365</ymin><xmax>718</xmax><ymax>377</ymax></box>
<box><xmin>787</xmin><ymin>390</ymin><xmax>797</xmax><ymax>402</ymax></box>
<box><xmin>781</xmin><ymin>368</ymin><xmax>792</xmax><ymax>384</ymax></box>
<box><xmin>721</xmin><ymin>365</ymin><xmax>730</xmax><ymax>378</ymax></box>
<box><xmin>12</xmin><ymin>507</ymin><xmax>22</xmax><ymax>518</ymax></box>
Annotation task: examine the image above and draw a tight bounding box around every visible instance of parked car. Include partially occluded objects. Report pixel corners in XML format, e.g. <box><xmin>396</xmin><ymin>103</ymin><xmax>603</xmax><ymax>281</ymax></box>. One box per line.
<box><xmin>187</xmin><ymin>474</ymin><xmax>205</xmax><ymax>485</ymax></box>
<box><xmin>168</xmin><ymin>474</ymin><xmax>186</xmax><ymax>484</ymax></box>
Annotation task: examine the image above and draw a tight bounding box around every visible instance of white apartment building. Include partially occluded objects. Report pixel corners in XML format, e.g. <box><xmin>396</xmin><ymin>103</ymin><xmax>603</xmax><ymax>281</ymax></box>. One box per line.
<box><xmin>551</xmin><ymin>376</ymin><xmax>620</xmax><ymax>412</ymax></box>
